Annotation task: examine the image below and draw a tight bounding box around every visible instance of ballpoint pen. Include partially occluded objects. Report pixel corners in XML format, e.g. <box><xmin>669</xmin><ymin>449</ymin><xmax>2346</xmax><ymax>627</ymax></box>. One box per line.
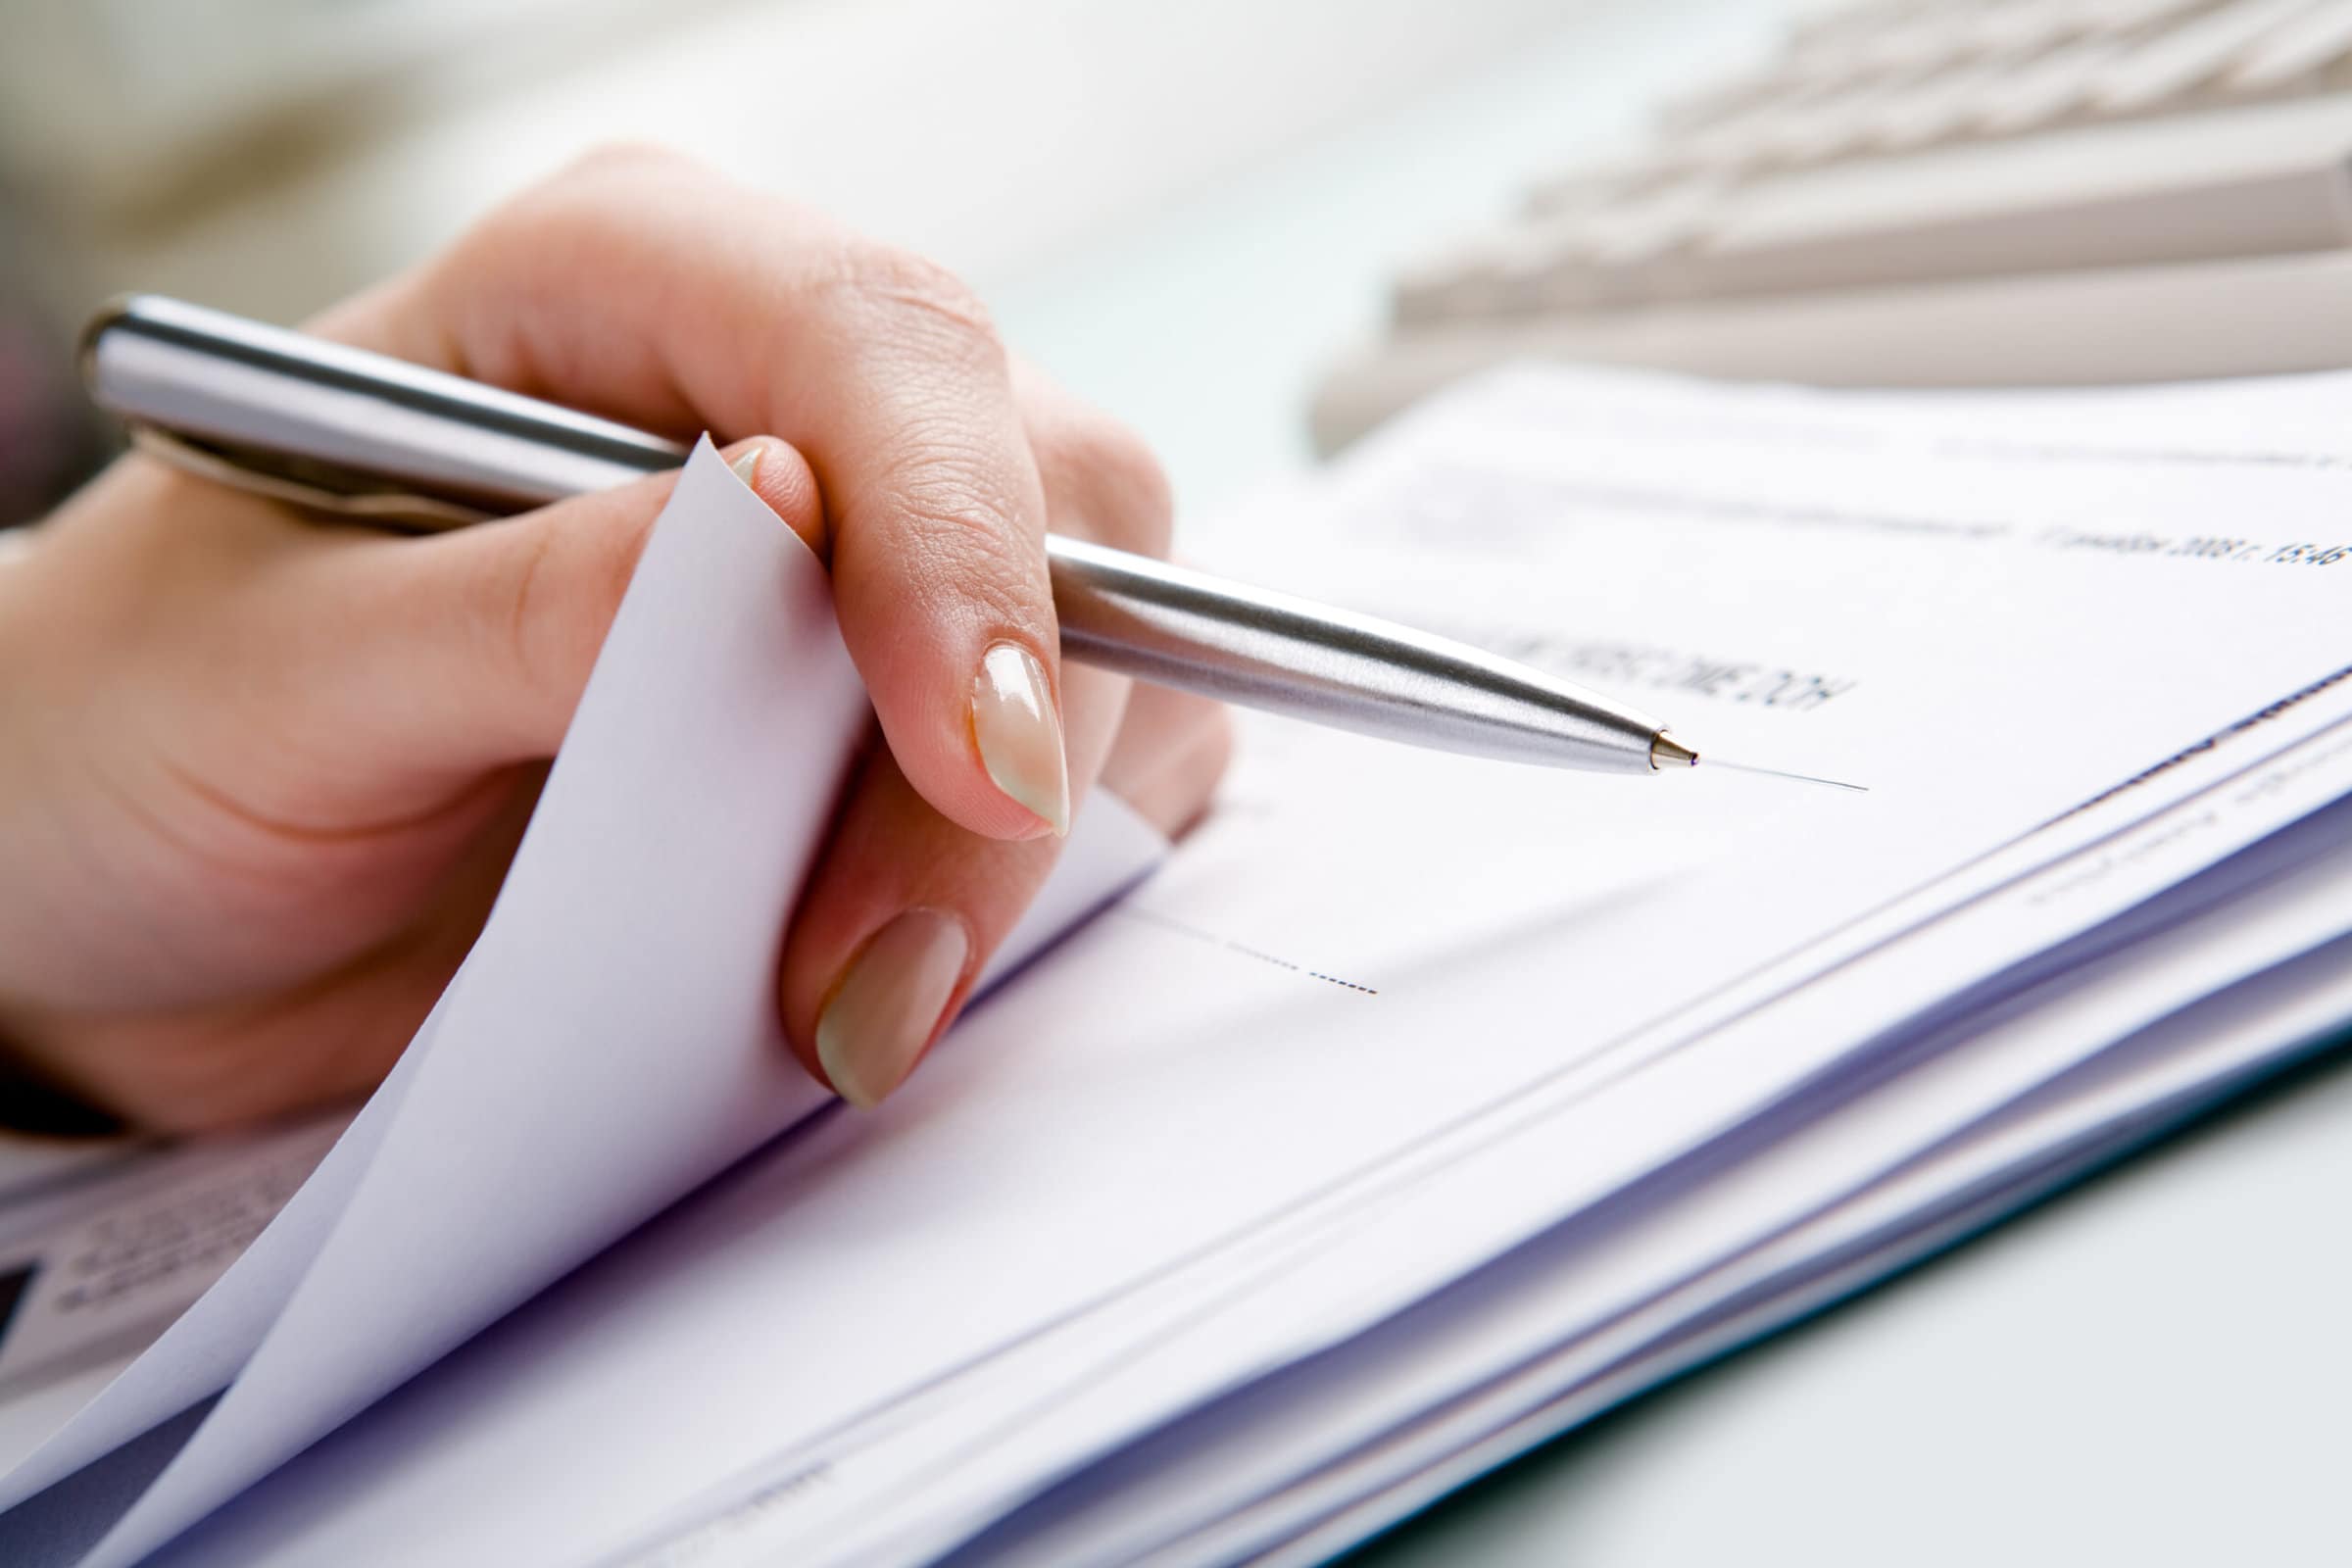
<box><xmin>78</xmin><ymin>294</ymin><xmax>1702</xmax><ymax>777</ymax></box>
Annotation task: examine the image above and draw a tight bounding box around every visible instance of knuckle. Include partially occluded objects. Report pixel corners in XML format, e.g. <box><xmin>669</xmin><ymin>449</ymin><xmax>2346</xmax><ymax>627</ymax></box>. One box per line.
<box><xmin>554</xmin><ymin>139</ymin><xmax>693</xmax><ymax>189</ymax></box>
<box><xmin>862</xmin><ymin>414</ymin><xmax>1038</xmax><ymax>562</ymax></box>
<box><xmin>1039</xmin><ymin>410</ymin><xmax>1174</xmax><ymax>558</ymax></box>
<box><xmin>834</xmin><ymin>242</ymin><xmax>1004</xmax><ymax>365</ymax></box>
<box><xmin>859</xmin><ymin>489</ymin><xmax>1045</xmax><ymax>641</ymax></box>
<box><xmin>467</xmin><ymin>144</ymin><xmax>687</xmax><ymax>257</ymax></box>
<box><xmin>882</xmin><ymin>480</ymin><xmax>1037</xmax><ymax>601</ymax></box>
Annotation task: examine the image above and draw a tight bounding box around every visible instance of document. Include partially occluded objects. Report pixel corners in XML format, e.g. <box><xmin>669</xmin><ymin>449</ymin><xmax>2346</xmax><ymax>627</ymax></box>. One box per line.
<box><xmin>0</xmin><ymin>1116</ymin><xmax>342</xmax><ymax>1408</ymax></box>
<box><xmin>42</xmin><ymin>367</ymin><xmax>2339</xmax><ymax>1568</ymax></box>
<box><xmin>927</xmin><ymin>786</ymin><xmax>2352</xmax><ymax>1565</ymax></box>
<box><xmin>0</xmin><ymin>442</ymin><xmax>1166</xmax><ymax>1567</ymax></box>
<box><xmin>1206</xmin><ymin>912</ymin><xmax>2352</xmax><ymax>1568</ymax></box>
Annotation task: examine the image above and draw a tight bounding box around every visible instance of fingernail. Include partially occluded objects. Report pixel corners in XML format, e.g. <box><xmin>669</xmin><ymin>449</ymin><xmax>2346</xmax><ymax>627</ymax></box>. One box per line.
<box><xmin>815</xmin><ymin>908</ymin><xmax>970</xmax><ymax>1109</ymax></box>
<box><xmin>727</xmin><ymin>446</ymin><xmax>762</xmax><ymax>487</ymax></box>
<box><xmin>972</xmin><ymin>642</ymin><xmax>1070</xmax><ymax>836</ymax></box>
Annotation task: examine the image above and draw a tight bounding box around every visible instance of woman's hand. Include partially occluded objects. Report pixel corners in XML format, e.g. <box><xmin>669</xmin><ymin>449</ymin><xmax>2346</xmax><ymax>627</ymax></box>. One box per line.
<box><xmin>0</xmin><ymin>147</ymin><xmax>1228</xmax><ymax>1131</ymax></box>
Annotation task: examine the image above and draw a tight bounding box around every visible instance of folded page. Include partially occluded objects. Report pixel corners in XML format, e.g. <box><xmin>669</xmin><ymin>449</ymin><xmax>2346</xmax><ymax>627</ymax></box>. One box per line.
<box><xmin>0</xmin><ymin>440</ymin><xmax>1165</xmax><ymax>1566</ymax></box>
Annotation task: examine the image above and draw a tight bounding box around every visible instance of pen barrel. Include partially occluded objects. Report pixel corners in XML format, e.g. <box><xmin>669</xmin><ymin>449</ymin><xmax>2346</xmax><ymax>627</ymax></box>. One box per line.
<box><xmin>83</xmin><ymin>295</ymin><xmax>1673</xmax><ymax>775</ymax></box>
<box><xmin>81</xmin><ymin>294</ymin><xmax>682</xmax><ymax>516</ymax></box>
<box><xmin>1049</xmin><ymin>539</ymin><xmax>1663</xmax><ymax>772</ymax></box>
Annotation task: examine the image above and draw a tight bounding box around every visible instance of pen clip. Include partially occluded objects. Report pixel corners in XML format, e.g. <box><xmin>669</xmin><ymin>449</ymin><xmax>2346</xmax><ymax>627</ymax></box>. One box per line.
<box><xmin>127</xmin><ymin>424</ymin><xmax>494</xmax><ymax>533</ymax></box>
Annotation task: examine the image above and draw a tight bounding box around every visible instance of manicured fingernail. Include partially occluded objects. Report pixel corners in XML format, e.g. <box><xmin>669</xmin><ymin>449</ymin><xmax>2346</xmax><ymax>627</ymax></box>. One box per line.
<box><xmin>815</xmin><ymin>908</ymin><xmax>970</xmax><ymax>1109</ymax></box>
<box><xmin>972</xmin><ymin>641</ymin><xmax>1070</xmax><ymax>836</ymax></box>
<box><xmin>727</xmin><ymin>446</ymin><xmax>762</xmax><ymax>486</ymax></box>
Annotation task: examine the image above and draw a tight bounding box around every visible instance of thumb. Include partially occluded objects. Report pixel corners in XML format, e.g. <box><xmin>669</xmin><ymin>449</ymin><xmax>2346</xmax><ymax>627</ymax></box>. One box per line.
<box><xmin>291</xmin><ymin>437</ymin><xmax>820</xmax><ymax>794</ymax></box>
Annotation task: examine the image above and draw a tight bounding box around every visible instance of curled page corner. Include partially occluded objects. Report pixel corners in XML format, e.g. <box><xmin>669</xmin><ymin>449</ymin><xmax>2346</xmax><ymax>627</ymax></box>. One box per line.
<box><xmin>0</xmin><ymin>438</ymin><xmax>1167</xmax><ymax>1567</ymax></box>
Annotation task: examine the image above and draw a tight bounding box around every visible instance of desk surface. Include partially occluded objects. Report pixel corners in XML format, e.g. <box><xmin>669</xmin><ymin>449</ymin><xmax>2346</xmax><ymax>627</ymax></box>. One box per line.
<box><xmin>31</xmin><ymin>1</ymin><xmax>2352</xmax><ymax>1559</ymax></box>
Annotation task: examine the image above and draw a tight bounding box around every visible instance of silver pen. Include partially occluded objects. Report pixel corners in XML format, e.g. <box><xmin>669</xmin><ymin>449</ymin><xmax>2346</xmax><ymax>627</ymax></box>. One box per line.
<box><xmin>80</xmin><ymin>295</ymin><xmax>1700</xmax><ymax>776</ymax></box>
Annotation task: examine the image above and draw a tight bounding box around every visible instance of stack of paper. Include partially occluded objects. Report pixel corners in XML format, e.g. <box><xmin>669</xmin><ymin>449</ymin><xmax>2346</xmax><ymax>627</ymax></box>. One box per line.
<box><xmin>1</xmin><ymin>369</ymin><xmax>2347</xmax><ymax>1566</ymax></box>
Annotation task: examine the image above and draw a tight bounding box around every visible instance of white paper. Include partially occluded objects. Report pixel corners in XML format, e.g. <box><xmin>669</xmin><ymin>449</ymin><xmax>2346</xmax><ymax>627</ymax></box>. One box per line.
<box><xmin>593</xmin><ymin>369</ymin><xmax>2352</xmax><ymax>1567</ymax></box>
<box><xmin>0</xmin><ymin>440</ymin><xmax>1166</xmax><ymax>1565</ymax></box>
<box><xmin>1246</xmin><ymin>936</ymin><xmax>2352</xmax><ymax>1568</ymax></box>
<box><xmin>126</xmin><ymin>368</ymin><xmax>2352</xmax><ymax>1568</ymax></box>
<box><xmin>0</xmin><ymin>1116</ymin><xmax>343</xmax><ymax>1397</ymax></box>
<box><xmin>925</xmin><ymin>790</ymin><xmax>2352</xmax><ymax>1567</ymax></box>
<box><xmin>657</xmin><ymin>721</ymin><xmax>2352</xmax><ymax>1568</ymax></box>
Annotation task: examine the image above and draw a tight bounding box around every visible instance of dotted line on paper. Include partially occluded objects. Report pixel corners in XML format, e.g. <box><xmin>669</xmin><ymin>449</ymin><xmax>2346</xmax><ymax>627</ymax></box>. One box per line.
<box><xmin>1117</xmin><ymin>908</ymin><xmax>1380</xmax><ymax>997</ymax></box>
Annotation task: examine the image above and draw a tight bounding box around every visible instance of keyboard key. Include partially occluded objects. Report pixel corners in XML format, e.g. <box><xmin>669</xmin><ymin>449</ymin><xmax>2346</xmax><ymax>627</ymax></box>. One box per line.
<box><xmin>1522</xmin><ymin>158</ymin><xmax>1658</xmax><ymax>219</ymax></box>
<box><xmin>1965</xmin><ymin>0</ymin><xmax>2104</xmax><ymax>59</ymax></box>
<box><xmin>1788</xmin><ymin>3</ymin><xmax>1953</xmax><ymax>88</ymax></box>
<box><xmin>1971</xmin><ymin>35</ymin><xmax>2142</xmax><ymax>132</ymax></box>
<box><xmin>1864</xmin><ymin>61</ymin><xmax>2022</xmax><ymax>150</ymax></box>
<box><xmin>2224</xmin><ymin>0</ymin><xmax>2352</xmax><ymax>91</ymax></box>
<box><xmin>1584</xmin><ymin>180</ymin><xmax>1723</xmax><ymax>264</ymax></box>
<box><xmin>1675</xmin><ymin>95</ymin><xmax>2352</xmax><ymax>301</ymax></box>
<box><xmin>1314</xmin><ymin>251</ymin><xmax>2352</xmax><ymax>453</ymax></box>
<box><xmin>1390</xmin><ymin>233</ymin><xmax>1523</xmax><ymax>327</ymax></box>
<box><xmin>2089</xmin><ymin>0</ymin><xmax>2323</xmax><ymax>112</ymax></box>
<box><xmin>2076</xmin><ymin>0</ymin><xmax>2231</xmax><ymax>37</ymax></box>
<box><xmin>1851</xmin><ymin>9</ymin><xmax>1986</xmax><ymax>77</ymax></box>
<box><xmin>1744</xmin><ymin>83</ymin><xmax>1913</xmax><ymax>167</ymax></box>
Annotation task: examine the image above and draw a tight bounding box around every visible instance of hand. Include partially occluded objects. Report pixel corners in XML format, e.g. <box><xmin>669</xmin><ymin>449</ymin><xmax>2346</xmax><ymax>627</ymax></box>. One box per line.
<box><xmin>0</xmin><ymin>147</ymin><xmax>1229</xmax><ymax>1131</ymax></box>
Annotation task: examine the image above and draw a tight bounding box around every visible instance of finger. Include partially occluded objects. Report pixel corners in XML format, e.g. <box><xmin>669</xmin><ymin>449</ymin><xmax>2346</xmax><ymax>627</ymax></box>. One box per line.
<box><xmin>778</xmin><ymin>662</ymin><xmax>1130</xmax><ymax>1109</ymax></box>
<box><xmin>776</xmin><ymin>373</ymin><xmax>1180</xmax><ymax>1105</ymax></box>
<box><xmin>231</xmin><ymin>437</ymin><xmax>818</xmax><ymax>813</ymax></box>
<box><xmin>776</xmin><ymin>675</ymin><xmax>1230</xmax><ymax>1110</ymax></box>
<box><xmin>1098</xmin><ymin>684</ymin><xmax>1233</xmax><ymax>840</ymax></box>
<box><xmin>317</xmin><ymin>147</ymin><xmax>1074</xmax><ymax>844</ymax></box>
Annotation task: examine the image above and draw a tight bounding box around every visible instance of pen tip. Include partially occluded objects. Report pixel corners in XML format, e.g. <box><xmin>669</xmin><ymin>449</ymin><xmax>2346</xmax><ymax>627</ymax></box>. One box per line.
<box><xmin>1650</xmin><ymin>731</ymin><xmax>1700</xmax><ymax>770</ymax></box>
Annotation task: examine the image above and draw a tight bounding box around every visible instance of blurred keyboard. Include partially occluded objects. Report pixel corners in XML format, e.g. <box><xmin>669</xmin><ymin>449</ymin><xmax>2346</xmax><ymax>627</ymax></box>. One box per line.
<box><xmin>1314</xmin><ymin>0</ymin><xmax>2352</xmax><ymax>449</ymax></box>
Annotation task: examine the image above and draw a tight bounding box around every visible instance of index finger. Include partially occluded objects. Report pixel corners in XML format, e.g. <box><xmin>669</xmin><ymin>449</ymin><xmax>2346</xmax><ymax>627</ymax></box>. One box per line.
<box><xmin>318</xmin><ymin>146</ymin><xmax>1068</xmax><ymax>840</ymax></box>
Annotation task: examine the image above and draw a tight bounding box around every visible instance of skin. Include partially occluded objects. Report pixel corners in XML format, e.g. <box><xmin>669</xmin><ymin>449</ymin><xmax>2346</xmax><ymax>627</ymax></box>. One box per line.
<box><xmin>0</xmin><ymin>147</ymin><xmax>1230</xmax><ymax>1132</ymax></box>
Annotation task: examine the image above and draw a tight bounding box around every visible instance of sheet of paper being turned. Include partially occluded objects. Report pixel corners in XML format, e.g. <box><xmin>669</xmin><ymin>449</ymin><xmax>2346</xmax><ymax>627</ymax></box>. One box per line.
<box><xmin>0</xmin><ymin>439</ymin><xmax>1168</xmax><ymax>1568</ymax></box>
